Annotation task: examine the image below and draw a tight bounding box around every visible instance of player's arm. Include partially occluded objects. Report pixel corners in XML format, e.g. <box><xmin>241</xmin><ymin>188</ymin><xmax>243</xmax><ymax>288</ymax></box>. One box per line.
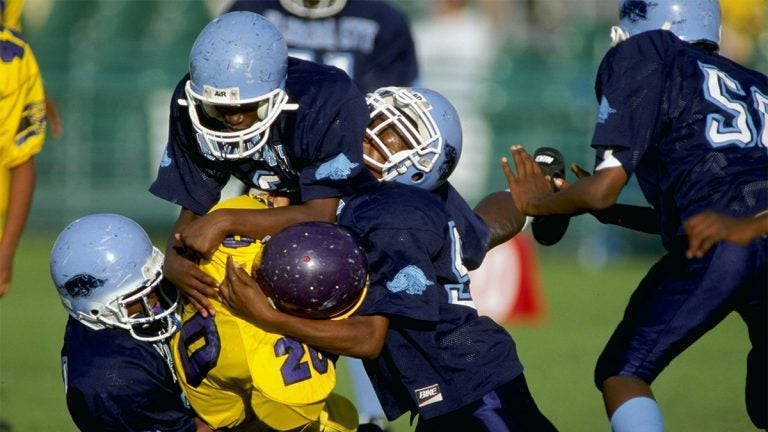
<box><xmin>503</xmin><ymin>145</ymin><xmax>627</xmax><ymax>216</ymax></box>
<box><xmin>219</xmin><ymin>256</ymin><xmax>388</xmax><ymax>360</ymax></box>
<box><xmin>164</xmin><ymin>208</ymin><xmax>219</xmax><ymax>317</ymax></box>
<box><xmin>473</xmin><ymin>190</ymin><xmax>526</xmax><ymax>250</ymax></box>
<box><xmin>0</xmin><ymin>158</ymin><xmax>35</xmax><ymax>297</ymax></box>
<box><xmin>569</xmin><ymin>163</ymin><xmax>660</xmax><ymax>234</ymax></box>
<box><xmin>683</xmin><ymin>210</ymin><xmax>768</xmax><ymax>259</ymax></box>
<box><xmin>175</xmin><ymin>197</ymin><xmax>339</xmax><ymax>259</ymax></box>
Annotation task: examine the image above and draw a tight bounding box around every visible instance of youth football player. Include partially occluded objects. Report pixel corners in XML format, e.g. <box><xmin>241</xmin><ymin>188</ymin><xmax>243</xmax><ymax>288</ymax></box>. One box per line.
<box><xmin>503</xmin><ymin>0</ymin><xmax>767</xmax><ymax>430</ymax></box>
<box><xmin>0</xmin><ymin>20</ymin><xmax>46</xmax><ymax>298</ymax></box>
<box><xmin>171</xmin><ymin>194</ymin><xmax>358</xmax><ymax>432</ymax></box>
<box><xmin>217</xmin><ymin>91</ymin><xmax>556</xmax><ymax>429</ymax></box>
<box><xmin>149</xmin><ymin>11</ymin><xmax>377</xmax><ymax>317</ymax></box>
<box><xmin>226</xmin><ymin>0</ymin><xmax>419</xmax><ymax>94</ymax></box>
<box><xmin>51</xmin><ymin>214</ymin><xmax>210</xmax><ymax>431</ymax></box>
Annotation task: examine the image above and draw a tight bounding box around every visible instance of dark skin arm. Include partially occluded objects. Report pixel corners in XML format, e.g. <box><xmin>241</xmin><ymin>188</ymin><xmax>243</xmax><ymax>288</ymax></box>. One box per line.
<box><xmin>218</xmin><ymin>256</ymin><xmax>388</xmax><ymax>360</ymax></box>
<box><xmin>503</xmin><ymin>145</ymin><xmax>627</xmax><ymax>216</ymax></box>
<box><xmin>168</xmin><ymin>197</ymin><xmax>339</xmax><ymax>316</ymax></box>
<box><xmin>473</xmin><ymin>190</ymin><xmax>526</xmax><ymax>250</ymax></box>
<box><xmin>683</xmin><ymin>210</ymin><xmax>768</xmax><ymax>258</ymax></box>
<box><xmin>569</xmin><ymin>163</ymin><xmax>660</xmax><ymax>235</ymax></box>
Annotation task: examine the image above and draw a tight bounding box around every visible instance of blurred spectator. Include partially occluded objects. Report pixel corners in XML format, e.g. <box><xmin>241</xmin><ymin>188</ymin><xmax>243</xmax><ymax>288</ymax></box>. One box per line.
<box><xmin>2</xmin><ymin>0</ymin><xmax>61</xmax><ymax>138</ymax></box>
<box><xmin>226</xmin><ymin>0</ymin><xmax>419</xmax><ymax>94</ymax></box>
<box><xmin>0</xmin><ymin>9</ymin><xmax>46</xmax><ymax>297</ymax></box>
<box><xmin>719</xmin><ymin>0</ymin><xmax>767</xmax><ymax>67</ymax></box>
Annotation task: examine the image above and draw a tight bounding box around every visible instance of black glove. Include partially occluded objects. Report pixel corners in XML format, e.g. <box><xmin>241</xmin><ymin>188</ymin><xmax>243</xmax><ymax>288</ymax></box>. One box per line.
<box><xmin>530</xmin><ymin>147</ymin><xmax>571</xmax><ymax>246</ymax></box>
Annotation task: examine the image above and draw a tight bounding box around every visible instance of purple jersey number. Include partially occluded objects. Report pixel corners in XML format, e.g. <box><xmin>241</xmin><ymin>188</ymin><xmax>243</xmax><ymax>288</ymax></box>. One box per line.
<box><xmin>178</xmin><ymin>313</ymin><xmax>330</xmax><ymax>387</ymax></box>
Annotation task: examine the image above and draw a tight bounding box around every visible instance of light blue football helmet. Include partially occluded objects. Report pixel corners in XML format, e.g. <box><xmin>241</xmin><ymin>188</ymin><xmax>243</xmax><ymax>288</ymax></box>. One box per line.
<box><xmin>364</xmin><ymin>87</ymin><xmax>462</xmax><ymax>191</ymax></box>
<box><xmin>279</xmin><ymin>0</ymin><xmax>348</xmax><ymax>18</ymax></box>
<box><xmin>50</xmin><ymin>214</ymin><xmax>179</xmax><ymax>342</ymax></box>
<box><xmin>186</xmin><ymin>12</ymin><xmax>297</xmax><ymax>160</ymax></box>
<box><xmin>617</xmin><ymin>0</ymin><xmax>721</xmax><ymax>48</ymax></box>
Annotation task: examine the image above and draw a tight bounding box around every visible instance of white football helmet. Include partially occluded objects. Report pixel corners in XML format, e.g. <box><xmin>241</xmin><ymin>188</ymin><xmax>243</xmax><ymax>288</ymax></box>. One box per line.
<box><xmin>50</xmin><ymin>214</ymin><xmax>179</xmax><ymax>342</ymax></box>
<box><xmin>364</xmin><ymin>87</ymin><xmax>462</xmax><ymax>191</ymax></box>
<box><xmin>279</xmin><ymin>0</ymin><xmax>348</xmax><ymax>19</ymax></box>
<box><xmin>186</xmin><ymin>11</ymin><xmax>298</xmax><ymax>160</ymax></box>
<box><xmin>613</xmin><ymin>0</ymin><xmax>721</xmax><ymax>49</ymax></box>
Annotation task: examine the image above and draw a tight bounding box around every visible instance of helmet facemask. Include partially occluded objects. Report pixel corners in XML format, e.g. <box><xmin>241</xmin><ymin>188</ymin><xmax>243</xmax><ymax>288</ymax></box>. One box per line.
<box><xmin>80</xmin><ymin>247</ymin><xmax>180</xmax><ymax>342</ymax></box>
<box><xmin>185</xmin><ymin>82</ymin><xmax>293</xmax><ymax>160</ymax></box>
<box><xmin>364</xmin><ymin>87</ymin><xmax>443</xmax><ymax>188</ymax></box>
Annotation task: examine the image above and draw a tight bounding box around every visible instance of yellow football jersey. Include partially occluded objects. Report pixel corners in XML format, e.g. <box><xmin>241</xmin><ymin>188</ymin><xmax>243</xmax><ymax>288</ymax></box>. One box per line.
<box><xmin>1</xmin><ymin>0</ymin><xmax>23</xmax><ymax>31</ymax></box>
<box><xmin>171</xmin><ymin>195</ymin><xmax>357</xmax><ymax>431</ymax></box>
<box><xmin>0</xmin><ymin>25</ymin><xmax>45</xmax><ymax>233</ymax></box>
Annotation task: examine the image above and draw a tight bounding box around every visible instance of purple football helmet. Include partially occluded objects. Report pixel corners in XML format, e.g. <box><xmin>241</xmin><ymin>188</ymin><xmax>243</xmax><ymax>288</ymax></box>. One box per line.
<box><xmin>256</xmin><ymin>222</ymin><xmax>368</xmax><ymax>320</ymax></box>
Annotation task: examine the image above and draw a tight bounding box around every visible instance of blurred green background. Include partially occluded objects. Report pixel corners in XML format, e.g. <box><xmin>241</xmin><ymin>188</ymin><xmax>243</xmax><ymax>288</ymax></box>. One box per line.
<box><xmin>3</xmin><ymin>0</ymin><xmax>766</xmax><ymax>430</ymax></box>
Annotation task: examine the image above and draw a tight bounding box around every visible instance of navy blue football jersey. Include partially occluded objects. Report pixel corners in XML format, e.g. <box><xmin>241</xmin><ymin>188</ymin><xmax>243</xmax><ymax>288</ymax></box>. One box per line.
<box><xmin>591</xmin><ymin>30</ymin><xmax>768</xmax><ymax>250</ymax></box>
<box><xmin>432</xmin><ymin>181</ymin><xmax>490</xmax><ymax>271</ymax></box>
<box><xmin>337</xmin><ymin>182</ymin><xmax>523</xmax><ymax>421</ymax></box>
<box><xmin>150</xmin><ymin>57</ymin><xmax>377</xmax><ymax>215</ymax></box>
<box><xmin>62</xmin><ymin>318</ymin><xmax>196</xmax><ymax>432</ymax></box>
<box><xmin>226</xmin><ymin>0</ymin><xmax>419</xmax><ymax>94</ymax></box>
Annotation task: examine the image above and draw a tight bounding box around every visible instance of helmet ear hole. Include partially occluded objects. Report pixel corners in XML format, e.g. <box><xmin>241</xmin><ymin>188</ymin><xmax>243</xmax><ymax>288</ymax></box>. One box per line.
<box><xmin>411</xmin><ymin>172</ymin><xmax>424</xmax><ymax>183</ymax></box>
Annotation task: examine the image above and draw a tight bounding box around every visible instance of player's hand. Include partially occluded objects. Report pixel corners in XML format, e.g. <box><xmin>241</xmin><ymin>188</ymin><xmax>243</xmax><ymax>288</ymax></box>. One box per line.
<box><xmin>501</xmin><ymin>145</ymin><xmax>554</xmax><ymax>216</ymax></box>
<box><xmin>570</xmin><ymin>163</ymin><xmax>592</xmax><ymax>181</ymax></box>
<box><xmin>163</xmin><ymin>239</ymin><xmax>218</xmax><ymax>317</ymax></box>
<box><xmin>175</xmin><ymin>211</ymin><xmax>229</xmax><ymax>259</ymax></box>
<box><xmin>683</xmin><ymin>211</ymin><xmax>755</xmax><ymax>259</ymax></box>
<box><xmin>219</xmin><ymin>256</ymin><xmax>275</xmax><ymax>325</ymax></box>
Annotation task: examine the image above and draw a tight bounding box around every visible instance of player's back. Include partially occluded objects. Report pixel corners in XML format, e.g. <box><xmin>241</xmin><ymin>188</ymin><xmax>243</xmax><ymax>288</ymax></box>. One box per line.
<box><xmin>227</xmin><ymin>0</ymin><xmax>417</xmax><ymax>93</ymax></box>
<box><xmin>593</xmin><ymin>30</ymin><xmax>768</xmax><ymax>247</ymax></box>
<box><xmin>62</xmin><ymin>318</ymin><xmax>193</xmax><ymax>431</ymax></box>
<box><xmin>337</xmin><ymin>182</ymin><xmax>523</xmax><ymax>420</ymax></box>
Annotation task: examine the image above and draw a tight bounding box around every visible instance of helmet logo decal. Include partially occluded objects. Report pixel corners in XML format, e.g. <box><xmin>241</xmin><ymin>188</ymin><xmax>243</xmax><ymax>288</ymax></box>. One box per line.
<box><xmin>597</xmin><ymin>96</ymin><xmax>617</xmax><ymax>124</ymax></box>
<box><xmin>620</xmin><ymin>1</ymin><xmax>655</xmax><ymax>23</ymax></box>
<box><xmin>386</xmin><ymin>265</ymin><xmax>432</xmax><ymax>295</ymax></box>
<box><xmin>64</xmin><ymin>274</ymin><xmax>105</xmax><ymax>297</ymax></box>
<box><xmin>439</xmin><ymin>144</ymin><xmax>458</xmax><ymax>182</ymax></box>
<box><xmin>202</xmin><ymin>85</ymin><xmax>240</xmax><ymax>103</ymax></box>
<box><xmin>315</xmin><ymin>153</ymin><xmax>358</xmax><ymax>180</ymax></box>
<box><xmin>160</xmin><ymin>147</ymin><xmax>172</xmax><ymax>167</ymax></box>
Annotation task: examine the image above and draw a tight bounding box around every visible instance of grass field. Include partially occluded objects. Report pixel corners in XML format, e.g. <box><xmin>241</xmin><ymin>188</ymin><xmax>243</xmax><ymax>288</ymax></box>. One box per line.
<box><xmin>0</xmin><ymin>234</ymin><xmax>755</xmax><ymax>431</ymax></box>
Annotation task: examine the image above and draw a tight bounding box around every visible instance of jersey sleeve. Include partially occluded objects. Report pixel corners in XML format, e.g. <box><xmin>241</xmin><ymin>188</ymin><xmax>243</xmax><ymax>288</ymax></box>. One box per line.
<box><xmin>436</xmin><ymin>182</ymin><xmax>489</xmax><ymax>270</ymax></box>
<box><xmin>63</xmin><ymin>325</ymin><xmax>197</xmax><ymax>432</ymax></box>
<box><xmin>590</xmin><ymin>32</ymin><xmax>671</xmax><ymax>179</ymax></box>
<box><xmin>288</xmin><ymin>60</ymin><xmax>378</xmax><ymax>203</ymax></box>
<box><xmin>148</xmin><ymin>75</ymin><xmax>229</xmax><ymax>214</ymax></box>
<box><xmin>343</xmin><ymin>186</ymin><xmax>449</xmax><ymax>322</ymax></box>
<box><xmin>0</xmin><ymin>29</ymin><xmax>46</xmax><ymax>169</ymax></box>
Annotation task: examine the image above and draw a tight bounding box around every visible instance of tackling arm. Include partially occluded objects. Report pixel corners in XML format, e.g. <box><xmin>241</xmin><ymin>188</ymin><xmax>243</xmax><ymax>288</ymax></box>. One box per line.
<box><xmin>473</xmin><ymin>190</ymin><xmax>526</xmax><ymax>250</ymax></box>
<box><xmin>219</xmin><ymin>256</ymin><xmax>388</xmax><ymax>360</ymax></box>
<box><xmin>504</xmin><ymin>146</ymin><xmax>627</xmax><ymax>216</ymax></box>
<box><xmin>175</xmin><ymin>197</ymin><xmax>340</xmax><ymax>259</ymax></box>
